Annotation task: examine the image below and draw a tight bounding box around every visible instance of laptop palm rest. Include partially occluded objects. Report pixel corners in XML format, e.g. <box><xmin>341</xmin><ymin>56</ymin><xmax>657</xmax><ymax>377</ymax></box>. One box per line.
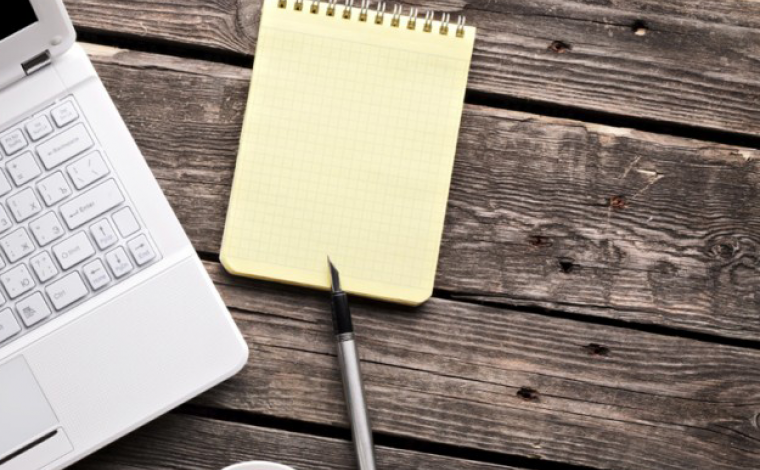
<box><xmin>0</xmin><ymin>357</ymin><xmax>72</xmax><ymax>469</ymax></box>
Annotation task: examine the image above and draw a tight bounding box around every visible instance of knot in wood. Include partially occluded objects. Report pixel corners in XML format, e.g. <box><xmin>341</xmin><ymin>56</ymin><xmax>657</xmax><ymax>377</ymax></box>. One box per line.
<box><xmin>548</xmin><ymin>41</ymin><xmax>572</xmax><ymax>53</ymax></box>
<box><xmin>528</xmin><ymin>235</ymin><xmax>553</xmax><ymax>248</ymax></box>
<box><xmin>610</xmin><ymin>195</ymin><xmax>627</xmax><ymax>210</ymax></box>
<box><xmin>558</xmin><ymin>258</ymin><xmax>575</xmax><ymax>274</ymax></box>
<box><xmin>632</xmin><ymin>20</ymin><xmax>648</xmax><ymax>36</ymax></box>
<box><xmin>708</xmin><ymin>239</ymin><xmax>740</xmax><ymax>260</ymax></box>
<box><xmin>582</xmin><ymin>343</ymin><xmax>610</xmax><ymax>356</ymax></box>
<box><xmin>517</xmin><ymin>387</ymin><xmax>540</xmax><ymax>402</ymax></box>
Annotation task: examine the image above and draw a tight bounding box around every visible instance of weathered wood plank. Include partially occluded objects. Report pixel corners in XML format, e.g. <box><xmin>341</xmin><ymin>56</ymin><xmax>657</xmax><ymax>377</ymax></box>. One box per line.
<box><xmin>186</xmin><ymin>259</ymin><xmax>760</xmax><ymax>470</ymax></box>
<box><xmin>73</xmin><ymin>414</ymin><xmax>516</xmax><ymax>470</ymax></box>
<box><xmin>86</xmin><ymin>44</ymin><xmax>760</xmax><ymax>340</ymax></box>
<box><xmin>65</xmin><ymin>0</ymin><xmax>760</xmax><ymax>135</ymax></box>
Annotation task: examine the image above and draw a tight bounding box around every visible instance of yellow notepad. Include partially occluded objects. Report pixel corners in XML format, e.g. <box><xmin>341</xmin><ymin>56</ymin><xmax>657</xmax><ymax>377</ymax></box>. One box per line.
<box><xmin>221</xmin><ymin>0</ymin><xmax>476</xmax><ymax>305</ymax></box>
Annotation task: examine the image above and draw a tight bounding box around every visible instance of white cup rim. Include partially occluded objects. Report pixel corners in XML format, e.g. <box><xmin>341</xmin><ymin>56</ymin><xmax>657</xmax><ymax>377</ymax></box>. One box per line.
<box><xmin>222</xmin><ymin>462</ymin><xmax>295</xmax><ymax>470</ymax></box>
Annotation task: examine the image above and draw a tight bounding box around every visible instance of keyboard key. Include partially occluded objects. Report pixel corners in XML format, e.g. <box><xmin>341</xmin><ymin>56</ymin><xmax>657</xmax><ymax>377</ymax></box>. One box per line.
<box><xmin>52</xmin><ymin>232</ymin><xmax>95</xmax><ymax>270</ymax></box>
<box><xmin>0</xmin><ymin>129</ymin><xmax>27</xmax><ymax>156</ymax></box>
<box><xmin>36</xmin><ymin>123</ymin><xmax>93</xmax><ymax>170</ymax></box>
<box><xmin>26</xmin><ymin>115</ymin><xmax>54</xmax><ymax>142</ymax></box>
<box><xmin>127</xmin><ymin>235</ymin><xmax>155</xmax><ymax>266</ymax></box>
<box><xmin>1</xmin><ymin>264</ymin><xmax>35</xmax><ymax>299</ymax></box>
<box><xmin>112</xmin><ymin>207</ymin><xmax>139</xmax><ymax>237</ymax></box>
<box><xmin>50</xmin><ymin>102</ymin><xmax>79</xmax><ymax>128</ymax></box>
<box><xmin>106</xmin><ymin>247</ymin><xmax>133</xmax><ymax>278</ymax></box>
<box><xmin>17</xmin><ymin>292</ymin><xmax>52</xmax><ymax>327</ymax></box>
<box><xmin>0</xmin><ymin>171</ymin><xmax>11</xmax><ymax>197</ymax></box>
<box><xmin>7</xmin><ymin>188</ymin><xmax>42</xmax><ymax>222</ymax></box>
<box><xmin>46</xmin><ymin>272</ymin><xmax>88</xmax><ymax>311</ymax></box>
<box><xmin>30</xmin><ymin>252</ymin><xmax>59</xmax><ymax>282</ymax></box>
<box><xmin>30</xmin><ymin>212</ymin><xmax>65</xmax><ymax>246</ymax></box>
<box><xmin>67</xmin><ymin>151</ymin><xmax>109</xmax><ymax>189</ymax></box>
<box><xmin>90</xmin><ymin>219</ymin><xmax>118</xmax><ymax>250</ymax></box>
<box><xmin>7</xmin><ymin>152</ymin><xmax>42</xmax><ymax>186</ymax></box>
<box><xmin>0</xmin><ymin>228</ymin><xmax>35</xmax><ymax>263</ymax></box>
<box><xmin>37</xmin><ymin>172</ymin><xmax>72</xmax><ymax>206</ymax></box>
<box><xmin>0</xmin><ymin>309</ymin><xmax>21</xmax><ymax>343</ymax></box>
<box><xmin>83</xmin><ymin>259</ymin><xmax>110</xmax><ymax>290</ymax></box>
<box><xmin>60</xmin><ymin>179</ymin><xmax>124</xmax><ymax>229</ymax></box>
<box><xmin>0</xmin><ymin>206</ymin><xmax>13</xmax><ymax>234</ymax></box>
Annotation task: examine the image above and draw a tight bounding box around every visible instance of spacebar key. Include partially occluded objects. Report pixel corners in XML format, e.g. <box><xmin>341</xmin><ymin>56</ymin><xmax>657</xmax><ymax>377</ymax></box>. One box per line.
<box><xmin>60</xmin><ymin>179</ymin><xmax>125</xmax><ymax>229</ymax></box>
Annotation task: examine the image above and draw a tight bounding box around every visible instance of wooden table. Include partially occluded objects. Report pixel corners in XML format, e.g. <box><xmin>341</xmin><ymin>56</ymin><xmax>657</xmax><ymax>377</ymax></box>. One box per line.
<box><xmin>67</xmin><ymin>1</ymin><xmax>759</xmax><ymax>469</ymax></box>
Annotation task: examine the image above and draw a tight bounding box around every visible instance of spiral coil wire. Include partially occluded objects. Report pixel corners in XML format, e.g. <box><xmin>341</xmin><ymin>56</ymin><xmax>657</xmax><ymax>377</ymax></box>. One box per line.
<box><xmin>277</xmin><ymin>0</ymin><xmax>468</xmax><ymax>37</ymax></box>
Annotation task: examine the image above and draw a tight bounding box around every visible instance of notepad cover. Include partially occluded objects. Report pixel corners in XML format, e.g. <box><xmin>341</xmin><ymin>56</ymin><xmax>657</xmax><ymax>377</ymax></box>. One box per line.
<box><xmin>221</xmin><ymin>0</ymin><xmax>475</xmax><ymax>305</ymax></box>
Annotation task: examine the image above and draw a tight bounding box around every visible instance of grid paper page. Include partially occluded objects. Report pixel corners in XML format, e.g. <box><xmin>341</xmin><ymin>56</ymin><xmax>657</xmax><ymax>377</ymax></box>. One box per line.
<box><xmin>221</xmin><ymin>0</ymin><xmax>475</xmax><ymax>305</ymax></box>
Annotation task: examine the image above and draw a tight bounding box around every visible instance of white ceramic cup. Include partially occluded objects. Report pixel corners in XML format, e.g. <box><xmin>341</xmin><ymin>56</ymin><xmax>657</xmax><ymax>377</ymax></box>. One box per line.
<box><xmin>223</xmin><ymin>462</ymin><xmax>295</xmax><ymax>470</ymax></box>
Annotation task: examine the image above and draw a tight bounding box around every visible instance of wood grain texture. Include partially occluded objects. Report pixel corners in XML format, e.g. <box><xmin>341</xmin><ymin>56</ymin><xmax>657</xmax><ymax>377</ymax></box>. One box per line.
<box><xmin>72</xmin><ymin>414</ymin><xmax>516</xmax><ymax>470</ymax></box>
<box><xmin>182</xmin><ymin>260</ymin><xmax>760</xmax><ymax>470</ymax></box>
<box><xmin>65</xmin><ymin>0</ymin><xmax>760</xmax><ymax>135</ymax></box>
<box><xmin>84</xmin><ymin>44</ymin><xmax>760</xmax><ymax>340</ymax></box>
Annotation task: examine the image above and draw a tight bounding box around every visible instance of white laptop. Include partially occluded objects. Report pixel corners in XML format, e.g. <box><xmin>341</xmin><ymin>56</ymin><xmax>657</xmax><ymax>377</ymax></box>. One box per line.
<box><xmin>0</xmin><ymin>1</ymin><xmax>249</xmax><ymax>469</ymax></box>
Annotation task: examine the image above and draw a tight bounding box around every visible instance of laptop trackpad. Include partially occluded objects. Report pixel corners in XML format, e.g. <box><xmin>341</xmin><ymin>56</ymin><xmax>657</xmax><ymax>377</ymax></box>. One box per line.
<box><xmin>0</xmin><ymin>357</ymin><xmax>60</xmax><ymax>460</ymax></box>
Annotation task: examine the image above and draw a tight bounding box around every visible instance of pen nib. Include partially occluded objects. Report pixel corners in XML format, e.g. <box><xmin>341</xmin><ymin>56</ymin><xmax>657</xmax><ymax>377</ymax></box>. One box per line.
<box><xmin>328</xmin><ymin>257</ymin><xmax>341</xmax><ymax>293</ymax></box>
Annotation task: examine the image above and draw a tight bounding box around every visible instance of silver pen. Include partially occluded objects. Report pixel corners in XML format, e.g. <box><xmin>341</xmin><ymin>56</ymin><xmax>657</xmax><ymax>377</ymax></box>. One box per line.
<box><xmin>329</xmin><ymin>259</ymin><xmax>377</xmax><ymax>470</ymax></box>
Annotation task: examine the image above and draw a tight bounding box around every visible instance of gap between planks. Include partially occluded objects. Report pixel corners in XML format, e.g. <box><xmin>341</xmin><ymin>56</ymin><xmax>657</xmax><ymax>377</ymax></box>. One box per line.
<box><xmin>175</xmin><ymin>404</ymin><xmax>602</xmax><ymax>470</ymax></box>
<box><xmin>63</xmin><ymin>0</ymin><xmax>760</xmax><ymax>135</ymax></box>
<box><xmin>75</xmin><ymin>28</ymin><xmax>760</xmax><ymax>151</ymax></box>
<box><xmin>198</xmin><ymin>250</ymin><xmax>760</xmax><ymax>353</ymax></box>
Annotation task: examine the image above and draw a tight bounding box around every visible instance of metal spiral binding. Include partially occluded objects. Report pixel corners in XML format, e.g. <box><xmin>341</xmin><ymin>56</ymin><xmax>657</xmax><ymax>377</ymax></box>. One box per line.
<box><xmin>343</xmin><ymin>0</ymin><xmax>353</xmax><ymax>19</ymax></box>
<box><xmin>423</xmin><ymin>11</ymin><xmax>433</xmax><ymax>32</ymax></box>
<box><xmin>277</xmin><ymin>0</ymin><xmax>468</xmax><ymax>37</ymax></box>
<box><xmin>440</xmin><ymin>13</ymin><xmax>450</xmax><ymax>35</ymax></box>
<box><xmin>407</xmin><ymin>7</ymin><xmax>418</xmax><ymax>30</ymax></box>
<box><xmin>359</xmin><ymin>0</ymin><xmax>369</xmax><ymax>21</ymax></box>
<box><xmin>456</xmin><ymin>15</ymin><xmax>466</xmax><ymax>37</ymax></box>
<box><xmin>375</xmin><ymin>2</ymin><xmax>386</xmax><ymax>24</ymax></box>
<box><xmin>391</xmin><ymin>4</ymin><xmax>401</xmax><ymax>27</ymax></box>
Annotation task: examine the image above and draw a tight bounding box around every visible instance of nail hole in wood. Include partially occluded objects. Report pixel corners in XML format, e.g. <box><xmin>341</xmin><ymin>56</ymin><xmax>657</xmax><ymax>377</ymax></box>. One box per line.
<box><xmin>582</xmin><ymin>343</ymin><xmax>611</xmax><ymax>356</ymax></box>
<box><xmin>548</xmin><ymin>40</ymin><xmax>572</xmax><ymax>53</ymax></box>
<box><xmin>558</xmin><ymin>258</ymin><xmax>575</xmax><ymax>274</ymax></box>
<box><xmin>610</xmin><ymin>195</ymin><xmax>627</xmax><ymax>210</ymax></box>
<box><xmin>517</xmin><ymin>387</ymin><xmax>540</xmax><ymax>401</ymax></box>
<box><xmin>632</xmin><ymin>20</ymin><xmax>648</xmax><ymax>36</ymax></box>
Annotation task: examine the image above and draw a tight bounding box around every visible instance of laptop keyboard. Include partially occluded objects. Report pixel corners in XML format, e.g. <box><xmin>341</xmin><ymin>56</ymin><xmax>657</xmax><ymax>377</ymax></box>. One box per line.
<box><xmin>0</xmin><ymin>97</ymin><xmax>160</xmax><ymax>348</ymax></box>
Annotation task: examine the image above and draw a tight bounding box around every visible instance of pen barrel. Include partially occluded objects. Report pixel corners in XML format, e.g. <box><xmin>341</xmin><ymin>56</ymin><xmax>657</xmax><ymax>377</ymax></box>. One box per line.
<box><xmin>337</xmin><ymin>335</ymin><xmax>377</xmax><ymax>470</ymax></box>
<box><xmin>331</xmin><ymin>292</ymin><xmax>354</xmax><ymax>335</ymax></box>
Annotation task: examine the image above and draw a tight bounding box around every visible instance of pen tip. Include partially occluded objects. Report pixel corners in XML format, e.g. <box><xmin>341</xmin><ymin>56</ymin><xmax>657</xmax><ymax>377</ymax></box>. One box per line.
<box><xmin>328</xmin><ymin>257</ymin><xmax>341</xmax><ymax>292</ymax></box>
